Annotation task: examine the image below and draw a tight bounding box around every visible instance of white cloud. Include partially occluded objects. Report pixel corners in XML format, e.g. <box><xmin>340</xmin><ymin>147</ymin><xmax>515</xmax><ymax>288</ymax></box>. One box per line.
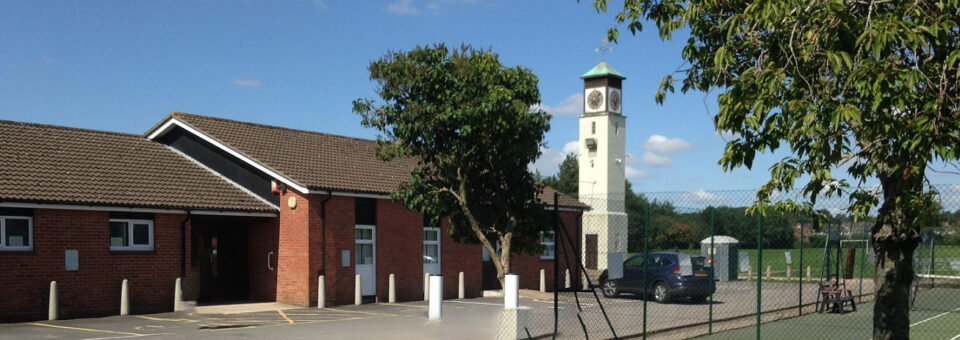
<box><xmin>232</xmin><ymin>79</ymin><xmax>261</xmax><ymax>88</ymax></box>
<box><xmin>530</xmin><ymin>145</ymin><xmax>566</xmax><ymax>176</ymax></box>
<box><xmin>312</xmin><ymin>0</ymin><xmax>328</xmax><ymax>9</ymax></box>
<box><xmin>625</xmin><ymin>166</ymin><xmax>649</xmax><ymax>180</ymax></box>
<box><xmin>640</xmin><ymin>151</ymin><xmax>673</xmax><ymax>167</ymax></box>
<box><xmin>562</xmin><ymin>141</ymin><xmax>579</xmax><ymax>154</ymax></box>
<box><xmin>388</xmin><ymin>0</ymin><xmax>419</xmax><ymax>15</ymax></box>
<box><xmin>533</xmin><ymin>93</ymin><xmax>583</xmax><ymax>116</ymax></box>
<box><xmin>681</xmin><ymin>189</ymin><xmax>725</xmax><ymax>203</ymax></box>
<box><xmin>643</xmin><ymin>134</ymin><xmax>693</xmax><ymax>154</ymax></box>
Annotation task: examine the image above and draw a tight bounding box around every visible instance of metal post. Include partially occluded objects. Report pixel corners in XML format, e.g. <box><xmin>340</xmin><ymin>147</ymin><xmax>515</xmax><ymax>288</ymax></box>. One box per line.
<box><xmin>929</xmin><ymin>231</ymin><xmax>935</xmax><ymax>288</ymax></box>
<box><xmin>174</xmin><ymin>278</ymin><xmax>183</xmax><ymax>312</ymax></box>
<box><xmin>121</xmin><ymin>279</ymin><xmax>130</xmax><ymax>316</ymax></box>
<box><xmin>643</xmin><ymin>201</ymin><xmax>650</xmax><ymax>340</ymax></box>
<box><xmin>709</xmin><ymin>207</ymin><xmax>714</xmax><ymax>334</ymax></box>
<box><xmin>505</xmin><ymin>274</ymin><xmax>519</xmax><ymax>309</ymax></box>
<box><xmin>319</xmin><ymin>275</ymin><xmax>326</xmax><ymax>308</ymax></box>
<box><xmin>756</xmin><ymin>213</ymin><xmax>762</xmax><ymax>339</ymax></box>
<box><xmin>858</xmin><ymin>225</ymin><xmax>866</xmax><ymax>303</ymax></box>
<box><xmin>48</xmin><ymin>281</ymin><xmax>58</xmax><ymax>321</ymax></box>
<box><xmin>798</xmin><ymin>221</ymin><xmax>804</xmax><ymax>317</ymax></box>
<box><xmin>553</xmin><ymin>193</ymin><xmax>559</xmax><ymax>338</ymax></box>
<box><xmin>389</xmin><ymin>274</ymin><xmax>396</xmax><ymax>303</ymax></box>
<box><xmin>428</xmin><ymin>275</ymin><xmax>442</xmax><ymax>320</ymax></box>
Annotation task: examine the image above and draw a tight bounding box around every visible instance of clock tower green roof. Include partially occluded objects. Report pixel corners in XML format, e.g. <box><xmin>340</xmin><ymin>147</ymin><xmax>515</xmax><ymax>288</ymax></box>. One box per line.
<box><xmin>581</xmin><ymin>61</ymin><xmax>626</xmax><ymax>80</ymax></box>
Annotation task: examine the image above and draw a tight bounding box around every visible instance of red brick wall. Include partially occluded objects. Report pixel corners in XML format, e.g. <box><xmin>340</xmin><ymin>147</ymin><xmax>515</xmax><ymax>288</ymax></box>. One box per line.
<box><xmin>309</xmin><ymin>195</ymin><xmax>354</xmax><ymax>307</ymax></box>
<box><xmin>0</xmin><ymin>209</ymin><xmax>196</xmax><ymax>321</ymax></box>
<box><xmin>508</xmin><ymin>210</ymin><xmax>582</xmax><ymax>292</ymax></box>
<box><xmin>440</xmin><ymin>218</ymin><xmax>483</xmax><ymax>299</ymax></box>
<box><xmin>276</xmin><ymin>189</ymin><xmax>313</xmax><ymax>306</ymax></box>
<box><xmin>248</xmin><ymin>219</ymin><xmax>279</xmax><ymax>302</ymax></box>
<box><xmin>374</xmin><ymin>200</ymin><xmax>423</xmax><ymax>302</ymax></box>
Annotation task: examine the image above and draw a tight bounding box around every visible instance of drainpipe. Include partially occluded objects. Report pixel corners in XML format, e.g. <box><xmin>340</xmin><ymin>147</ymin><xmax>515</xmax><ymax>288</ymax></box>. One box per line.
<box><xmin>319</xmin><ymin>191</ymin><xmax>334</xmax><ymax>277</ymax></box>
<box><xmin>181</xmin><ymin>210</ymin><xmax>191</xmax><ymax>277</ymax></box>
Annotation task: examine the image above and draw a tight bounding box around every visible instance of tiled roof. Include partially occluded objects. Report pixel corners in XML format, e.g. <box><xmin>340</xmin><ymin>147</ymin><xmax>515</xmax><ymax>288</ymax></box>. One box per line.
<box><xmin>0</xmin><ymin>120</ymin><xmax>275</xmax><ymax>212</ymax></box>
<box><xmin>156</xmin><ymin>112</ymin><xmax>586</xmax><ymax>209</ymax></box>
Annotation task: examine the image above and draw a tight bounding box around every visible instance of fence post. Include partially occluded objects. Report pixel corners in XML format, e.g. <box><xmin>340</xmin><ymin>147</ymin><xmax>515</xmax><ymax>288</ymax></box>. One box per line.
<box><xmin>766</xmin><ymin>265</ymin><xmax>771</xmax><ymax>280</ymax></box>
<box><xmin>756</xmin><ymin>213</ymin><xmax>763</xmax><ymax>339</ymax></box>
<box><xmin>858</xmin><ymin>226</ymin><xmax>867</xmax><ymax>303</ymax></box>
<box><xmin>643</xmin><ymin>200</ymin><xmax>650</xmax><ymax>340</ymax></box>
<box><xmin>709</xmin><ymin>207</ymin><xmax>715</xmax><ymax>335</ymax></box>
<box><xmin>799</xmin><ymin>222</ymin><xmax>804</xmax><ymax>317</ymax></box>
<box><xmin>929</xmin><ymin>231</ymin><xmax>935</xmax><ymax>288</ymax></box>
<box><xmin>807</xmin><ymin>266</ymin><xmax>811</xmax><ymax>281</ymax></box>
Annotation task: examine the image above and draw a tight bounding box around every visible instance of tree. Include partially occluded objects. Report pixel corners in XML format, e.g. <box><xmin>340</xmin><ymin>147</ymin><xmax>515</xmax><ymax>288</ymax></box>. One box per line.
<box><xmin>353</xmin><ymin>45</ymin><xmax>551</xmax><ymax>288</ymax></box>
<box><xmin>593</xmin><ymin>1</ymin><xmax>959</xmax><ymax>337</ymax></box>
<box><xmin>541</xmin><ymin>154</ymin><xmax>579</xmax><ymax>198</ymax></box>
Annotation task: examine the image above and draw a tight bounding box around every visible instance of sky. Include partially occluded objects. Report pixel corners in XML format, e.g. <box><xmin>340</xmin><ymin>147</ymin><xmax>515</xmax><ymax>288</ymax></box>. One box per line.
<box><xmin>1</xmin><ymin>0</ymin><xmax>957</xmax><ymax>195</ymax></box>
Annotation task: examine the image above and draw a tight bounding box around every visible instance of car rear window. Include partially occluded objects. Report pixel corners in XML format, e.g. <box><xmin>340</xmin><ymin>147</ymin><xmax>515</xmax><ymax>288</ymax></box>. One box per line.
<box><xmin>691</xmin><ymin>257</ymin><xmax>708</xmax><ymax>271</ymax></box>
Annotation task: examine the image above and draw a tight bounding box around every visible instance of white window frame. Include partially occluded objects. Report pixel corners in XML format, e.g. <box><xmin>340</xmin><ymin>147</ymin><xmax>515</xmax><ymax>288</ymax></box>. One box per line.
<box><xmin>540</xmin><ymin>230</ymin><xmax>556</xmax><ymax>260</ymax></box>
<box><xmin>0</xmin><ymin>216</ymin><xmax>33</xmax><ymax>251</ymax></box>
<box><xmin>423</xmin><ymin>227</ymin><xmax>441</xmax><ymax>265</ymax></box>
<box><xmin>109</xmin><ymin>219</ymin><xmax>154</xmax><ymax>251</ymax></box>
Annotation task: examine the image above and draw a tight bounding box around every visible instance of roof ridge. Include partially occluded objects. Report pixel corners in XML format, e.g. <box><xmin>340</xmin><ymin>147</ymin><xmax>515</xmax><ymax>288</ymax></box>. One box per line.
<box><xmin>0</xmin><ymin>119</ymin><xmax>143</xmax><ymax>138</ymax></box>
<box><xmin>171</xmin><ymin>111</ymin><xmax>381</xmax><ymax>144</ymax></box>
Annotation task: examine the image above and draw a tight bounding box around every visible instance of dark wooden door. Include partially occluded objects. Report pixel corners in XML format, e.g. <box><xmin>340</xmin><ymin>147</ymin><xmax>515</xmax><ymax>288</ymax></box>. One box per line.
<box><xmin>197</xmin><ymin>225</ymin><xmax>249</xmax><ymax>302</ymax></box>
<box><xmin>586</xmin><ymin>234</ymin><xmax>598</xmax><ymax>270</ymax></box>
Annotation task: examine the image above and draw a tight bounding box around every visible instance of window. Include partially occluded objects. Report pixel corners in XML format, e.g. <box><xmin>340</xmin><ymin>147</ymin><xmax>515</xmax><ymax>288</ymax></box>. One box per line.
<box><xmin>355</xmin><ymin>226</ymin><xmax>375</xmax><ymax>265</ymax></box>
<box><xmin>423</xmin><ymin>227</ymin><xmax>440</xmax><ymax>264</ymax></box>
<box><xmin>540</xmin><ymin>230</ymin><xmax>555</xmax><ymax>260</ymax></box>
<box><xmin>0</xmin><ymin>216</ymin><xmax>33</xmax><ymax>251</ymax></box>
<box><xmin>109</xmin><ymin>219</ymin><xmax>154</xmax><ymax>251</ymax></box>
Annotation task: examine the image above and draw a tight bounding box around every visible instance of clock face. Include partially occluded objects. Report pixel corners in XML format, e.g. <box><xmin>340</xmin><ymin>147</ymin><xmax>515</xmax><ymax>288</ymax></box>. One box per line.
<box><xmin>587</xmin><ymin>89</ymin><xmax>604</xmax><ymax>110</ymax></box>
<box><xmin>609</xmin><ymin>90</ymin><xmax>621</xmax><ymax>111</ymax></box>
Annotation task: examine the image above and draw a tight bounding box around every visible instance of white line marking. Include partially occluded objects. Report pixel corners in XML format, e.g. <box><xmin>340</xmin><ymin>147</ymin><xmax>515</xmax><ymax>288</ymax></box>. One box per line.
<box><xmin>910</xmin><ymin>307</ymin><xmax>960</xmax><ymax>327</ymax></box>
<box><xmin>447</xmin><ymin>301</ymin><xmax>508</xmax><ymax>307</ymax></box>
<box><xmin>950</xmin><ymin>333</ymin><xmax>960</xmax><ymax>340</ymax></box>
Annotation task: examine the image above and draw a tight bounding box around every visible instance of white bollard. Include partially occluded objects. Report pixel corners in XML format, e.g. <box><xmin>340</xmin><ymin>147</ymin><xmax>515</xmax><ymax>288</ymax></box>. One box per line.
<box><xmin>540</xmin><ymin>269</ymin><xmax>546</xmax><ymax>293</ymax></box>
<box><xmin>120</xmin><ymin>279</ymin><xmax>129</xmax><ymax>316</ymax></box>
<box><xmin>504</xmin><ymin>274</ymin><xmax>519</xmax><ymax>310</ymax></box>
<box><xmin>355</xmin><ymin>275</ymin><xmax>362</xmax><ymax>305</ymax></box>
<box><xmin>424</xmin><ymin>273</ymin><xmax>430</xmax><ymax>301</ymax></box>
<box><xmin>565</xmin><ymin>269</ymin><xmax>571</xmax><ymax>289</ymax></box>
<box><xmin>389</xmin><ymin>274</ymin><xmax>396</xmax><ymax>303</ymax></box>
<box><xmin>48</xmin><ymin>281</ymin><xmax>58</xmax><ymax>321</ymax></box>
<box><xmin>458</xmin><ymin>272</ymin><xmax>465</xmax><ymax>300</ymax></box>
<box><xmin>318</xmin><ymin>275</ymin><xmax>326</xmax><ymax>309</ymax></box>
<box><xmin>174</xmin><ymin>278</ymin><xmax>183</xmax><ymax>312</ymax></box>
<box><xmin>428</xmin><ymin>275</ymin><xmax>443</xmax><ymax>320</ymax></box>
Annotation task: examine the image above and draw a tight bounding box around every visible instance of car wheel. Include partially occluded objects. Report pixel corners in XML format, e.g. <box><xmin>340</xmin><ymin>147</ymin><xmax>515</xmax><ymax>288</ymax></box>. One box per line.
<box><xmin>653</xmin><ymin>281</ymin><xmax>671</xmax><ymax>303</ymax></box>
<box><xmin>601</xmin><ymin>279</ymin><xmax>620</xmax><ymax>298</ymax></box>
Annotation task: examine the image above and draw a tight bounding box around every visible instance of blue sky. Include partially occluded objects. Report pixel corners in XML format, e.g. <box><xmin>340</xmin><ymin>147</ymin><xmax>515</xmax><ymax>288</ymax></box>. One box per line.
<box><xmin>1</xmin><ymin>0</ymin><xmax>956</xmax><ymax>194</ymax></box>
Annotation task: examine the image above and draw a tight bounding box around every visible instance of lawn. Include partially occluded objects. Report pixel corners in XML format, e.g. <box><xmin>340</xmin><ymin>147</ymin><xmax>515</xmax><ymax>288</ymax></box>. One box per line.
<box><xmin>631</xmin><ymin>244</ymin><xmax>960</xmax><ymax>281</ymax></box>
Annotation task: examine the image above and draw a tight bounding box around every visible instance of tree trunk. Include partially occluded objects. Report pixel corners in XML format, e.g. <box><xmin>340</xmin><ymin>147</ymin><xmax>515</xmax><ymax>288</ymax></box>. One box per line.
<box><xmin>872</xmin><ymin>236</ymin><xmax>916</xmax><ymax>340</ymax></box>
<box><xmin>872</xmin><ymin>174</ymin><xmax>922</xmax><ymax>340</ymax></box>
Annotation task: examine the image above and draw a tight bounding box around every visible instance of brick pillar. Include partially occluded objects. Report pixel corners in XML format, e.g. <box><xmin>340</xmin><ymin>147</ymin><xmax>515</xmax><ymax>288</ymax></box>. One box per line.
<box><xmin>277</xmin><ymin>189</ymin><xmax>312</xmax><ymax>306</ymax></box>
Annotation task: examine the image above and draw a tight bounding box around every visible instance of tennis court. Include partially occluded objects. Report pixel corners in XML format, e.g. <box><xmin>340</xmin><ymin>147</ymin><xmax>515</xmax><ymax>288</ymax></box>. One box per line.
<box><xmin>697</xmin><ymin>287</ymin><xmax>960</xmax><ymax>339</ymax></box>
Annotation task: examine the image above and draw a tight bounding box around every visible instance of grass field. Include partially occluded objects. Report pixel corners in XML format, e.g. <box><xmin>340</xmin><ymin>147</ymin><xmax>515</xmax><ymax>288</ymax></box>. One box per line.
<box><xmin>695</xmin><ymin>287</ymin><xmax>960</xmax><ymax>340</ymax></box>
<box><xmin>633</xmin><ymin>245</ymin><xmax>960</xmax><ymax>280</ymax></box>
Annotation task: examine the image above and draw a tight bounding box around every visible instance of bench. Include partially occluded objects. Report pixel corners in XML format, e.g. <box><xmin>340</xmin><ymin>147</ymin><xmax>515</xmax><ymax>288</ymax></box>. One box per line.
<box><xmin>818</xmin><ymin>282</ymin><xmax>856</xmax><ymax>313</ymax></box>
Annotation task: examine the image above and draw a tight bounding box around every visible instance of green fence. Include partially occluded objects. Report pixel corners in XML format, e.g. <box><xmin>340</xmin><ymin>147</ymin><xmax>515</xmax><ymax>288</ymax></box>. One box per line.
<box><xmin>519</xmin><ymin>183</ymin><xmax>960</xmax><ymax>339</ymax></box>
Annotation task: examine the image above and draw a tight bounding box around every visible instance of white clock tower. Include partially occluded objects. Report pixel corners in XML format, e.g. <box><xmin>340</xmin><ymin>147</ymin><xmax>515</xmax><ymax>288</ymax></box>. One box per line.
<box><xmin>578</xmin><ymin>61</ymin><xmax>628</xmax><ymax>280</ymax></box>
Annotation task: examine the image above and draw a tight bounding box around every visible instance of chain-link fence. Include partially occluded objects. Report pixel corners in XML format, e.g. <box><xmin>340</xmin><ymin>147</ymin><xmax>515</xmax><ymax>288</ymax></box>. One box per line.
<box><xmin>515</xmin><ymin>183</ymin><xmax>960</xmax><ymax>339</ymax></box>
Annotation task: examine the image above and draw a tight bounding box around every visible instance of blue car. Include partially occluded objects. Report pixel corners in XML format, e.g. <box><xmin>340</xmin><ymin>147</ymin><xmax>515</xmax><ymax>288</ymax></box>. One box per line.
<box><xmin>599</xmin><ymin>252</ymin><xmax>715</xmax><ymax>303</ymax></box>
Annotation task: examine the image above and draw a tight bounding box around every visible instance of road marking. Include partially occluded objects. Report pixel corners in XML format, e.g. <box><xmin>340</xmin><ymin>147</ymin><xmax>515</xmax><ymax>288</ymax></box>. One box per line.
<box><xmin>448</xmin><ymin>300</ymin><xmax>508</xmax><ymax>307</ymax></box>
<box><xmin>28</xmin><ymin>323</ymin><xmax>145</xmax><ymax>337</ymax></box>
<box><xmin>136</xmin><ymin>316</ymin><xmax>196</xmax><ymax>323</ymax></box>
<box><xmin>82</xmin><ymin>334</ymin><xmax>170</xmax><ymax>340</ymax></box>
<box><xmin>910</xmin><ymin>307</ymin><xmax>960</xmax><ymax>327</ymax></box>
<box><xmin>277</xmin><ymin>310</ymin><xmax>294</xmax><ymax>324</ymax></box>
<box><xmin>323</xmin><ymin>308</ymin><xmax>395</xmax><ymax>317</ymax></box>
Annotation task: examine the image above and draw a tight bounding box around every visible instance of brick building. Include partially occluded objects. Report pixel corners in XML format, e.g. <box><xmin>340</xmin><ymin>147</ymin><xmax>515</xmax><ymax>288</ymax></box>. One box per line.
<box><xmin>0</xmin><ymin>113</ymin><xmax>584</xmax><ymax>321</ymax></box>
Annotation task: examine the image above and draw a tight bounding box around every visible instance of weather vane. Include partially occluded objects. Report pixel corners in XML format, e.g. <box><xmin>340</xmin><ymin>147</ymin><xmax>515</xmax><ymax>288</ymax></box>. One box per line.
<box><xmin>594</xmin><ymin>38</ymin><xmax>613</xmax><ymax>61</ymax></box>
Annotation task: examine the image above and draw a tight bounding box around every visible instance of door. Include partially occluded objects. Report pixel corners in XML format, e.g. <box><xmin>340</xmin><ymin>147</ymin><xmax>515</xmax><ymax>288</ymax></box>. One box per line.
<box><xmin>355</xmin><ymin>225</ymin><xmax>376</xmax><ymax>296</ymax></box>
<box><xmin>481</xmin><ymin>244</ymin><xmax>501</xmax><ymax>290</ymax></box>
<box><xmin>621</xmin><ymin>254</ymin><xmax>647</xmax><ymax>291</ymax></box>
<box><xmin>196</xmin><ymin>224</ymin><xmax>249</xmax><ymax>303</ymax></box>
<box><xmin>423</xmin><ymin>227</ymin><xmax>441</xmax><ymax>275</ymax></box>
<box><xmin>585</xmin><ymin>234</ymin><xmax>598</xmax><ymax>270</ymax></box>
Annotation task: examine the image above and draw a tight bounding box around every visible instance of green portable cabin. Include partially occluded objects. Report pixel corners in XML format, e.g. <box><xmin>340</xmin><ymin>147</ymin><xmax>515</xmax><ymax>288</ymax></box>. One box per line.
<box><xmin>701</xmin><ymin>236</ymin><xmax>739</xmax><ymax>281</ymax></box>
